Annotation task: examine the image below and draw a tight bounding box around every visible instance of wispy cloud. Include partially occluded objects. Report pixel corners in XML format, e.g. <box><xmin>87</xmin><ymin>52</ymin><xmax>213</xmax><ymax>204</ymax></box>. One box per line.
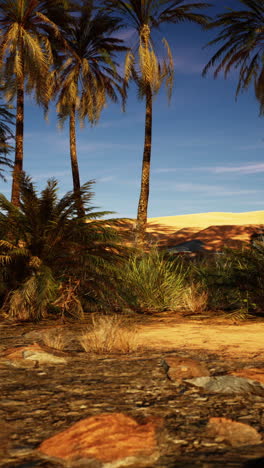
<box><xmin>206</xmin><ymin>163</ymin><xmax>264</xmax><ymax>175</ymax></box>
<box><xmin>96</xmin><ymin>176</ymin><xmax>115</xmax><ymax>183</ymax></box>
<box><xmin>157</xmin><ymin>181</ymin><xmax>262</xmax><ymax>196</ymax></box>
<box><xmin>154</xmin><ymin>162</ymin><xmax>264</xmax><ymax>176</ymax></box>
<box><xmin>78</xmin><ymin>142</ymin><xmax>140</xmax><ymax>152</ymax></box>
<box><xmin>30</xmin><ymin>170</ymin><xmax>71</xmax><ymax>181</ymax></box>
<box><xmin>176</xmin><ymin>183</ymin><xmax>260</xmax><ymax>196</ymax></box>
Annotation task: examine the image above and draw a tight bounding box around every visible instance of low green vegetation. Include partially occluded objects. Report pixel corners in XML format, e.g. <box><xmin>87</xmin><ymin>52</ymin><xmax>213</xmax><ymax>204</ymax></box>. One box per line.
<box><xmin>0</xmin><ymin>176</ymin><xmax>124</xmax><ymax>321</ymax></box>
<box><xmin>0</xmin><ymin>176</ymin><xmax>263</xmax><ymax>322</ymax></box>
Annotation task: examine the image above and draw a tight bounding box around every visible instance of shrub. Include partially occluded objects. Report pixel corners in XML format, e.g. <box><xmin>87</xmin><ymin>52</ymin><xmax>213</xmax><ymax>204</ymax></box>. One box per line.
<box><xmin>79</xmin><ymin>315</ymin><xmax>139</xmax><ymax>354</ymax></box>
<box><xmin>0</xmin><ymin>175</ymin><xmax>124</xmax><ymax>320</ymax></box>
<box><xmin>191</xmin><ymin>243</ymin><xmax>264</xmax><ymax>316</ymax></box>
<box><xmin>183</xmin><ymin>282</ymin><xmax>208</xmax><ymax>314</ymax></box>
<box><xmin>41</xmin><ymin>329</ymin><xmax>67</xmax><ymax>350</ymax></box>
<box><xmin>116</xmin><ymin>249</ymin><xmax>186</xmax><ymax>313</ymax></box>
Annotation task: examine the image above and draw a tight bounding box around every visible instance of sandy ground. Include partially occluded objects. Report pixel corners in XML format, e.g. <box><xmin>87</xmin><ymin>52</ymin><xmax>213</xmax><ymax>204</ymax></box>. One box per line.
<box><xmin>137</xmin><ymin>317</ymin><xmax>264</xmax><ymax>360</ymax></box>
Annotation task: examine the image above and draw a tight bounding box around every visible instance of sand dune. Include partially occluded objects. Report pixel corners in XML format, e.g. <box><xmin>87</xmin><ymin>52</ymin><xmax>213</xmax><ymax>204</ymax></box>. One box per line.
<box><xmin>117</xmin><ymin>211</ymin><xmax>264</xmax><ymax>250</ymax></box>
<box><xmin>146</xmin><ymin>211</ymin><xmax>264</xmax><ymax>250</ymax></box>
<box><xmin>148</xmin><ymin>211</ymin><xmax>264</xmax><ymax>229</ymax></box>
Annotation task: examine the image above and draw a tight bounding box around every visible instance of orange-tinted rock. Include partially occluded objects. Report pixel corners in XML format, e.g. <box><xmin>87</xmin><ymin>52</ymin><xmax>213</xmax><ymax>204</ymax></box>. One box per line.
<box><xmin>38</xmin><ymin>413</ymin><xmax>161</xmax><ymax>465</ymax></box>
<box><xmin>2</xmin><ymin>343</ymin><xmax>42</xmax><ymax>359</ymax></box>
<box><xmin>231</xmin><ymin>368</ymin><xmax>264</xmax><ymax>384</ymax></box>
<box><xmin>163</xmin><ymin>356</ymin><xmax>209</xmax><ymax>382</ymax></box>
<box><xmin>206</xmin><ymin>417</ymin><xmax>262</xmax><ymax>447</ymax></box>
<box><xmin>1</xmin><ymin>344</ymin><xmax>66</xmax><ymax>364</ymax></box>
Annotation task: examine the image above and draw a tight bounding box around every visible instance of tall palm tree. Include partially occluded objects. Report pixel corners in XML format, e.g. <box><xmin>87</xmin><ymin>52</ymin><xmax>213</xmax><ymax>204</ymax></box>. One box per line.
<box><xmin>203</xmin><ymin>0</ymin><xmax>264</xmax><ymax>114</ymax></box>
<box><xmin>104</xmin><ymin>0</ymin><xmax>210</xmax><ymax>247</ymax></box>
<box><xmin>55</xmin><ymin>0</ymin><xmax>127</xmax><ymax>217</ymax></box>
<box><xmin>0</xmin><ymin>90</ymin><xmax>14</xmax><ymax>179</ymax></box>
<box><xmin>0</xmin><ymin>0</ymin><xmax>73</xmax><ymax>206</ymax></box>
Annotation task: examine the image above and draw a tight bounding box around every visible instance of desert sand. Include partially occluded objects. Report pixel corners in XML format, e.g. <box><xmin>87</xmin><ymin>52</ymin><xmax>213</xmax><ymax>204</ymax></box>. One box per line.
<box><xmin>137</xmin><ymin>318</ymin><xmax>264</xmax><ymax>360</ymax></box>
<box><xmin>145</xmin><ymin>210</ymin><xmax>264</xmax><ymax>250</ymax></box>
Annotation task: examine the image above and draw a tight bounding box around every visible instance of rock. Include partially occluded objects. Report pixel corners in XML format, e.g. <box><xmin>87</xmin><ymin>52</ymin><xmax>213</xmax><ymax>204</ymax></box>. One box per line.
<box><xmin>23</xmin><ymin>349</ymin><xmax>67</xmax><ymax>364</ymax></box>
<box><xmin>1</xmin><ymin>343</ymin><xmax>43</xmax><ymax>359</ymax></box>
<box><xmin>1</xmin><ymin>343</ymin><xmax>67</xmax><ymax>365</ymax></box>
<box><xmin>161</xmin><ymin>356</ymin><xmax>209</xmax><ymax>382</ymax></box>
<box><xmin>231</xmin><ymin>368</ymin><xmax>264</xmax><ymax>385</ymax></box>
<box><xmin>0</xmin><ymin>358</ymin><xmax>38</xmax><ymax>368</ymax></box>
<box><xmin>38</xmin><ymin>413</ymin><xmax>161</xmax><ymax>466</ymax></box>
<box><xmin>184</xmin><ymin>375</ymin><xmax>264</xmax><ymax>396</ymax></box>
<box><xmin>206</xmin><ymin>417</ymin><xmax>262</xmax><ymax>447</ymax></box>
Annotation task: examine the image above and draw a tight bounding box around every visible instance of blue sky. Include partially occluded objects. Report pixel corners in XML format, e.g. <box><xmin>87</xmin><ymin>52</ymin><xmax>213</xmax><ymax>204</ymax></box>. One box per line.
<box><xmin>1</xmin><ymin>0</ymin><xmax>264</xmax><ymax>219</ymax></box>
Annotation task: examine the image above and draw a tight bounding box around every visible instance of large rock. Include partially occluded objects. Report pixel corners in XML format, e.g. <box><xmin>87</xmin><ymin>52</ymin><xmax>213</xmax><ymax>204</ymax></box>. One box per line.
<box><xmin>184</xmin><ymin>375</ymin><xmax>264</xmax><ymax>396</ymax></box>
<box><xmin>38</xmin><ymin>413</ymin><xmax>161</xmax><ymax>467</ymax></box>
<box><xmin>206</xmin><ymin>417</ymin><xmax>262</xmax><ymax>447</ymax></box>
<box><xmin>162</xmin><ymin>356</ymin><xmax>209</xmax><ymax>382</ymax></box>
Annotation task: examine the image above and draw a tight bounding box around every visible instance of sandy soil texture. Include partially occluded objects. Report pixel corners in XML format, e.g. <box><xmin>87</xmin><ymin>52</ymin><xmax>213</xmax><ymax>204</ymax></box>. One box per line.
<box><xmin>137</xmin><ymin>317</ymin><xmax>264</xmax><ymax>360</ymax></box>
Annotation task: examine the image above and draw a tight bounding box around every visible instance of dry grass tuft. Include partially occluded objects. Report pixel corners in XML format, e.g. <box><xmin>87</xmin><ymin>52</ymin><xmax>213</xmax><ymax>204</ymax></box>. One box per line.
<box><xmin>183</xmin><ymin>283</ymin><xmax>208</xmax><ymax>314</ymax></box>
<box><xmin>41</xmin><ymin>329</ymin><xmax>67</xmax><ymax>351</ymax></box>
<box><xmin>79</xmin><ymin>315</ymin><xmax>139</xmax><ymax>354</ymax></box>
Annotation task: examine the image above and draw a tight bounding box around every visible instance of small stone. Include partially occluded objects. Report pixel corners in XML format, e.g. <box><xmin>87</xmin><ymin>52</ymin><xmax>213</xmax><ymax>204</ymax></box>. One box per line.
<box><xmin>206</xmin><ymin>417</ymin><xmax>262</xmax><ymax>447</ymax></box>
<box><xmin>38</xmin><ymin>413</ymin><xmax>161</xmax><ymax>466</ymax></box>
<box><xmin>162</xmin><ymin>356</ymin><xmax>209</xmax><ymax>382</ymax></box>
<box><xmin>173</xmin><ymin>439</ymin><xmax>188</xmax><ymax>445</ymax></box>
<box><xmin>23</xmin><ymin>350</ymin><xmax>67</xmax><ymax>364</ymax></box>
<box><xmin>184</xmin><ymin>375</ymin><xmax>264</xmax><ymax>395</ymax></box>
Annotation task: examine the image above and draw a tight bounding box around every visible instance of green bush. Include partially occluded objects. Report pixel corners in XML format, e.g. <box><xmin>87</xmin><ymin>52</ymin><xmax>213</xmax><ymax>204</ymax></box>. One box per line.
<box><xmin>0</xmin><ymin>175</ymin><xmax>124</xmax><ymax>321</ymax></box>
<box><xmin>190</xmin><ymin>243</ymin><xmax>264</xmax><ymax>316</ymax></box>
<box><xmin>117</xmin><ymin>248</ymin><xmax>186</xmax><ymax>313</ymax></box>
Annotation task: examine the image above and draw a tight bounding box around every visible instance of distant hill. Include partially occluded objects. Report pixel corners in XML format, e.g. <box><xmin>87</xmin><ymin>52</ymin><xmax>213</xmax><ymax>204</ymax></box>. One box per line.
<box><xmin>146</xmin><ymin>211</ymin><xmax>264</xmax><ymax>251</ymax></box>
<box><xmin>148</xmin><ymin>211</ymin><xmax>264</xmax><ymax>228</ymax></box>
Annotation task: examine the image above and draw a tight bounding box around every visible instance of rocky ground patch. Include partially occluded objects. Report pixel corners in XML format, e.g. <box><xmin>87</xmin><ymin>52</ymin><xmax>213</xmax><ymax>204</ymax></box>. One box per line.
<box><xmin>0</xmin><ymin>318</ymin><xmax>264</xmax><ymax>467</ymax></box>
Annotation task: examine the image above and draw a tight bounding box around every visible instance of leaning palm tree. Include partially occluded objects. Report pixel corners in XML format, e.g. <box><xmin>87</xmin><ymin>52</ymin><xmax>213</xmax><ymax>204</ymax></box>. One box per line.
<box><xmin>55</xmin><ymin>0</ymin><xmax>126</xmax><ymax>216</ymax></box>
<box><xmin>203</xmin><ymin>0</ymin><xmax>264</xmax><ymax>114</ymax></box>
<box><xmin>0</xmin><ymin>0</ymin><xmax>73</xmax><ymax>206</ymax></box>
<box><xmin>104</xmin><ymin>0</ymin><xmax>210</xmax><ymax>247</ymax></box>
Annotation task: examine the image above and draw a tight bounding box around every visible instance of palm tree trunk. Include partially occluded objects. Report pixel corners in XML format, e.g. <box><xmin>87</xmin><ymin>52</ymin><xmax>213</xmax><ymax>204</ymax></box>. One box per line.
<box><xmin>69</xmin><ymin>105</ymin><xmax>85</xmax><ymax>217</ymax></box>
<box><xmin>11</xmin><ymin>71</ymin><xmax>24</xmax><ymax>207</ymax></box>
<box><xmin>135</xmin><ymin>84</ymin><xmax>152</xmax><ymax>248</ymax></box>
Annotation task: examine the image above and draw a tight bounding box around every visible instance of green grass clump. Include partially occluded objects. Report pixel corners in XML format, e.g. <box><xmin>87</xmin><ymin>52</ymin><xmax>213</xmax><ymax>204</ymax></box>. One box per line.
<box><xmin>117</xmin><ymin>248</ymin><xmax>186</xmax><ymax>313</ymax></box>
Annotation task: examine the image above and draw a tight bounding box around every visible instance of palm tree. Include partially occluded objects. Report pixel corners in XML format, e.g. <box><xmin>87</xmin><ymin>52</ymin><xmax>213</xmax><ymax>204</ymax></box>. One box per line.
<box><xmin>0</xmin><ymin>0</ymin><xmax>73</xmax><ymax>206</ymax></box>
<box><xmin>55</xmin><ymin>0</ymin><xmax>126</xmax><ymax>217</ymax></box>
<box><xmin>0</xmin><ymin>90</ymin><xmax>14</xmax><ymax>179</ymax></box>
<box><xmin>203</xmin><ymin>0</ymin><xmax>264</xmax><ymax>114</ymax></box>
<box><xmin>0</xmin><ymin>175</ymin><xmax>124</xmax><ymax>320</ymax></box>
<box><xmin>104</xmin><ymin>0</ymin><xmax>210</xmax><ymax>247</ymax></box>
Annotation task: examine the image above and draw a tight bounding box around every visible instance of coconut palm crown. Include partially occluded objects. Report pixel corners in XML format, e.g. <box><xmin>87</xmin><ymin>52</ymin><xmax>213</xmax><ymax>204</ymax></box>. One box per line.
<box><xmin>203</xmin><ymin>0</ymin><xmax>264</xmax><ymax>114</ymax></box>
<box><xmin>104</xmin><ymin>0</ymin><xmax>210</xmax><ymax>247</ymax></box>
<box><xmin>55</xmin><ymin>0</ymin><xmax>127</xmax><ymax>215</ymax></box>
<box><xmin>0</xmin><ymin>0</ymin><xmax>74</xmax><ymax>206</ymax></box>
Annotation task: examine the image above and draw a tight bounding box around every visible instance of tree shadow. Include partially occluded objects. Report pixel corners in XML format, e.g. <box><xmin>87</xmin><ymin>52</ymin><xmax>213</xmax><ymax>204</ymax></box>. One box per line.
<box><xmin>114</xmin><ymin>218</ymin><xmax>264</xmax><ymax>252</ymax></box>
